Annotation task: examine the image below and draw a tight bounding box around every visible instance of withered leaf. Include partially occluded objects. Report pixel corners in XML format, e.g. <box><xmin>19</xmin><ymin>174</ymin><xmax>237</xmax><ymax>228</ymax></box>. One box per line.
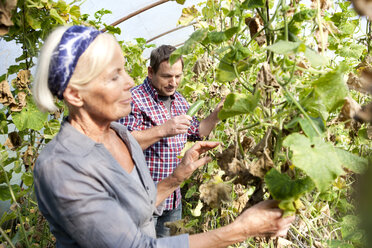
<box><xmin>245</xmin><ymin>16</ymin><xmax>266</xmax><ymax>46</ymax></box>
<box><xmin>0</xmin><ymin>0</ymin><xmax>17</xmax><ymax>36</ymax></box>
<box><xmin>199</xmin><ymin>180</ymin><xmax>232</xmax><ymax>208</ymax></box>
<box><xmin>351</xmin><ymin>0</ymin><xmax>372</xmax><ymax>19</ymax></box>
<box><xmin>4</xmin><ymin>131</ymin><xmax>22</xmax><ymax>150</ymax></box>
<box><xmin>347</xmin><ymin>72</ymin><xmax>372</xmax><ymax>94</ymax></box>
<box><xmin>248</xmin><ymin>149</ymin><xmax>274</xmax><ymax>179</ymax></box>
<box><xmin>354</xmin><ymin>102</ymin><xmax>372</xmax><ymax>124</ymax></box>
<box><xmin>256</xmin><ymin>62</ymin><xmax>280</xmax><ymax>92</ymax></box>
<box><xmin>339</xmin><ymin>97</ymin><xmax>362</xmax><ymax>121</ymax></box>
<box><xmin>22</xmin><ymin>145</ymin><xmax>34</xmax><ymax>168</ymax></box>
<box><xmin>0</xmin><ymin>80</ymin><xmax>16</xmax><ymax>105</ymax></box>
<box><xmin>311</xmin><ymin>0</ymin><xmax>332</xmax><ymax>11</ymax></box>
<box><xmin>14</xmin><ymin>70</ymin><xmax>31</xmax><ymax>90</ymax></box>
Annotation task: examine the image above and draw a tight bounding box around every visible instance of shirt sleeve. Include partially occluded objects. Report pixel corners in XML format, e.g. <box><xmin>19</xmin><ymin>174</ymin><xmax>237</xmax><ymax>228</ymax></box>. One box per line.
<box><xmin>187</xmin><ymin>116</ymin><xmax>201</xmax><ymax>141</ymax></box>
<box><xmin>119</xmin><ymin>101</ymin><xmax>145</xmax><ymax>132</ymax></box>
<box><xmin>34</xmin><ymin>159</ymin><xmax>189</xmax><ymax>248</ymax></box>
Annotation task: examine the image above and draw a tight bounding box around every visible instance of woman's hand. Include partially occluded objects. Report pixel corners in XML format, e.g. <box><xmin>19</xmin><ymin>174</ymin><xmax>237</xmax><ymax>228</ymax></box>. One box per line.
<box><xmin>234</xmin><ymin>200</ymin><xmax>295</xmax><ymax>238</ymax></box>
<box><xmin>172</xmin><ymin>141</ymin><xmax>220</xmax><ymax>184</ymax></box>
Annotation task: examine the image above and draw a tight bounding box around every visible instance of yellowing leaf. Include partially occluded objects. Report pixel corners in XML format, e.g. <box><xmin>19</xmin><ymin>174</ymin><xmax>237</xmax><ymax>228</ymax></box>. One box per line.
<box><xmin>177</xmin><ymin>6</ymin><xmax>200</xmax><ymax>26</ymax></box>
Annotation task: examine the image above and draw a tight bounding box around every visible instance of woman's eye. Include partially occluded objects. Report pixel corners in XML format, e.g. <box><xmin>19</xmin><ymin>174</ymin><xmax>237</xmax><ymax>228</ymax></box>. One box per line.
<box><xmin>112</xmin><ymin>76</ymin><xmax>119</xmax><ymax>81</ymax></box>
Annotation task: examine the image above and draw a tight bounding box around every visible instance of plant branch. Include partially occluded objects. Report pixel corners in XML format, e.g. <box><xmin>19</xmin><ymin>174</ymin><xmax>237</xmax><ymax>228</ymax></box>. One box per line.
<box><xmin>103</xmin><ymin>0</ymin><xmax>170</xmax><ymax>31</ymax></box>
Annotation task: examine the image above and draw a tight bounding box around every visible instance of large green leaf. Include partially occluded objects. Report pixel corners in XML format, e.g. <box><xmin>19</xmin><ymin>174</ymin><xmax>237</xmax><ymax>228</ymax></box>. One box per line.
<box><xmin>266</xmin><ymin>40</ymin><xmax>302</xmax><ymax>55</ymax></box>
<box><xmin>49</xmin><ymin>8</ymin><xmax>66</xmax><ymax>24</ymax></box>
<box><xmin>12</xmin><ymin>98</ymin><xmax>48</xmax><ymax>131</ymax></box>
<box><xmin>292</xmin><ymin>9</ymin><xmax>316</xmax><ymax>22</ymax></box>
<box><xmin>337</xmin><ymin>43</ymin><xmax>365</xmax><ymax>59</ymax></box>
<box><xmin>334</xmin><ymin>148</ymin><xmax>368</xmax><ymax>174</ymax></box>
<box><xmin>304</xmin><ymin>47</ymin><xmax>328</xmax><ymax>67</ymax></box>
<box><xmin>241</xmin><ymin>0</ymin><xmax>265</xmax><ymax>9</ymax></box>
<box><xmin>207</xmin><ymin>26</ymin><xmax>239</xmax><ymax>44</ymax></box>
<box><xmin>265</xmin><ymin>168</ymin><xmax>314</xmax><ymax>201</ymax></box>
<box><xmin>170</xmin><ymin>29</ymin><xmax>208</xmax><ymax>65</ymax></box>
<box><xmin>218</xmin><ymin>91</ymin><xmax>259</xmax><ymax>120</ymax></box>
<box><xmin>312</xmin><ymin>64</ymin><xmax>349</xmax><ymax>112</ymax></box>
<box><xmin>283</xmin><ymin>133</ymin><xmax>345</xmax><ymax>192</ymax></box>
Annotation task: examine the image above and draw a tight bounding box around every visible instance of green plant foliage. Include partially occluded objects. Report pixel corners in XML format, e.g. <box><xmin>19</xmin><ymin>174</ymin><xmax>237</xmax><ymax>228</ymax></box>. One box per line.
<box><xmin>218</xmin><ymin>91</ymin><xmax>260</xmax><ymax>120</ymax></box>
<box><xmin>11</xmin><ymin>98</ymin><xmax>48</xmax><ymax>131</ymax></box>
<box><xmin>283</xmin><ymin>133</ymin><xmax>345</xmax><ymax>192</ymax></box>
<box><xmin>265</xmin><ymin>168</ymin><xmax>314</xmax><ymax>201</ymax></box>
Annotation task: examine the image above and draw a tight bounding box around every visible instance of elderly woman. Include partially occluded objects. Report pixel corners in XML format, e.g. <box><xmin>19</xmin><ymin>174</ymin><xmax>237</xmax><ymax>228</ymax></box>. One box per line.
<box><xmin>32</xmin><ymin>25</ymin><xmax>294</xmax><ymax>248</ymax></box>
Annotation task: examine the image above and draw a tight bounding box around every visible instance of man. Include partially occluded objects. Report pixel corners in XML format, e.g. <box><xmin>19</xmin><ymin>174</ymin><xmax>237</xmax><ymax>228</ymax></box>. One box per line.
<box><xmin>119</xmin><ymin>45</ymin><xmax>222</xmax><ymax>237</ymax></box>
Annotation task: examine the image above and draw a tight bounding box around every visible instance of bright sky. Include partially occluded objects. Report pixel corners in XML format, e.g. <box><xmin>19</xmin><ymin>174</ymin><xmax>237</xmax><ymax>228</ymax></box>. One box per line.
<box><xmin>0</xmin><ymin>0</ymin><xmax>203</xmax><ymax>76</ymax></box>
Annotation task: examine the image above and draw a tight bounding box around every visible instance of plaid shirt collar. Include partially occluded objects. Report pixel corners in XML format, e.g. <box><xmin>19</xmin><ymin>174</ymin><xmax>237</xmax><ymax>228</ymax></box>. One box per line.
<box><xmin>143</xmin><ymin>77</ymin><xmax>176</xmax><ymax>103</ymax></box>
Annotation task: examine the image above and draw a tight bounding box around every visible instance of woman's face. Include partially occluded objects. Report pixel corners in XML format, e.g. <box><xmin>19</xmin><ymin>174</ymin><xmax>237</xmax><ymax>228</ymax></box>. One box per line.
<box><xmin>79</xmin><ymin>42</ymin><xmax>134</xmax><ymax>122</ymax></box>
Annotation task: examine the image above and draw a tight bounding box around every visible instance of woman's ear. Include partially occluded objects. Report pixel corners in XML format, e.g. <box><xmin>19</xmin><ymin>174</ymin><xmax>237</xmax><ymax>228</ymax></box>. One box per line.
<box><xmin>63</xmin><ymin>85</ymin><xmax>83</xmax><ymax>107</ymax></box>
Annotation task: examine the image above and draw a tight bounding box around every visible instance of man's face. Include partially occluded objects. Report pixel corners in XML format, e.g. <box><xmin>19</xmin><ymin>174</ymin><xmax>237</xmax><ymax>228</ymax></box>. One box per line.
<box><xmin>148</xmin><ymin>59</ymin><xmax>183</xmax><ymax>96</ymax></box>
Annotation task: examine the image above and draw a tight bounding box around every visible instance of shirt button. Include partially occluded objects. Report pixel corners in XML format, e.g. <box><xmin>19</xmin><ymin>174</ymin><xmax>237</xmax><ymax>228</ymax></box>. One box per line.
<box><xmin>150</xmin><ymin>217</ymin><xmax>153</xmax><ymax>222</ymax></box>
<box><xmin>146</xmin><ymin>186</ymin><xmax>149</xmax><ymax>191</ymax></box>
<box><xmin>150</xmin><ymin>200</ymin><xmax>153</xmax><ymax>204</ymax></box>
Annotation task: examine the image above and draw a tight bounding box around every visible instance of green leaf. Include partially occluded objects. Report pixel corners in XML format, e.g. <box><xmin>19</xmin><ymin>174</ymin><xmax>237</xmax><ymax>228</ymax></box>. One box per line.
<box><xmin>298</xmin><ymin>116</ymin><xmax>324</xmax><ymax>138</ymax></box>
<box><xmin>283</xmin><ymin>133</ymin><xmax>345</xmax><ymax>192</ymax></box>
<box><xmin>207</xmin><ymin>26</ymin><xmax>239</xmax><ymax>44</ymax></box>
<box><xmin>337</xmin><ymin>43</ymin><xmax>365</xmax><ymax>59</ymax></box>
<box><xmin>304</xmin><ymin>47</ymin><xmax>328</xmax><ymax>67</ymax></box>
<box><xmin>169</xmin><ymin>29</ymin><xmax>208</xmax><ymax>65</ymax></box>
<box><xmin>218</xmin><ymin>91</ymin><xmax>260</xmax><ymax>120</ymax></box>
<box><xmin>292</xmin><ymin>9</ymin><xmax>316</xmax><ymax>22</ymax></box>
<box><xmin>241</xmin><ymin>0</ymin><xmax>265</xmax><ymax>9</ymax></box>
<box><xmin>265</xmin><ymin>168</ymin><xmax>314</xmax><ymax>201</ymax></box>
<box><xmin>334</xmin><ymin>148</ymin><xmax>368</xmax><ymax>174</ymax></box>
<box><xmin>0</xmin><ymin>185</ymin><xmax>20</xmax><ymax>201</ymax></box>
<box><xmin>69</xmin><ymin>5</ymin><xmax>81</xmax><ymax>19</ymax></box>
<box><xmin>175</xmin><ymin>0</ymin><xmax>186</xmax><ymax>4</ymax></box>
<box><xmin>190</xmin><ymin>200</ymin><xmax>203</xmax><ymax>217</ymax></box>
<box><xmin>265</xmin><ymin>40</ymin><xmax>302</xmax><ymax>55</ymax></box>
<box><xmin>49</xmin><ymin>8</ymin><xmax>66</xmax><ymax>24</ymax></box>
<box><xmin>11</xmin><ymin>98</ymin><xmax>48</xmax><ymax>131</ymax></box>
<box><xmin>26</xmin><ymin>13</ymin><xmax>42</xmax><ymax>30</ymax></box>
<box><xmin>21</xmin><ymin>172</ymin><xmax>34</xmax><ymax>187</ymax></box>
<box><xmin>312</xmin><ymin>64</ymin><xmax>349</xmax><ymax>112</ymax></box>
<box><xmin>185</xmin><ymin>185</ymin><xmax>197</xmax><ymax>198</ymax></box>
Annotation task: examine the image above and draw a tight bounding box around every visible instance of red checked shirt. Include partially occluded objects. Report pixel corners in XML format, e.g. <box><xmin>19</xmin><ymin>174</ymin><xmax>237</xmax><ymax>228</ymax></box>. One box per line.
<box><xmin>119</xmin><ymin>78</ymin><xmax>201</xmax><ymax>210</ymax></box>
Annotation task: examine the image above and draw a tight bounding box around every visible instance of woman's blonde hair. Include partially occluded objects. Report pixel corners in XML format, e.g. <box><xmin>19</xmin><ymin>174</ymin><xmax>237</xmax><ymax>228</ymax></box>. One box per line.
<box><xmin>32</xmin><ymin>26</ymin><xmax>119</xmax><ymax>113</ymax></box>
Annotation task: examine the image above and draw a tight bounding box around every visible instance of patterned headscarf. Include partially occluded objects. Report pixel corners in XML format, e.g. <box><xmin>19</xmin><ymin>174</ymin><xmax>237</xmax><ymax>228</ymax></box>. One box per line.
<box><xmin>48</xmin><ymin>25</ymin><xmax>102</xmax><ymax>99</ymax></box>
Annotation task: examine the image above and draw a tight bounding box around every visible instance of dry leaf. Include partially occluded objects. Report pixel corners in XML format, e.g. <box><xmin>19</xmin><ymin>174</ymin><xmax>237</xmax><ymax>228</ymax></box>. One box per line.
<box><xmin>351</xmin><ymin>0</ymin><xmax>372</xmax><ymax>19</ymax></box>
<box><xmin>245</xmin><ymin>16</ymin><xmax>266</xmax><ymax>46</ymax></box>
<box><xmin>315</xmin><ymin>26</ymin><xmax>329</xmax><ymax>52</ymax></box>
<box><xmin>4</xmin><ymin>131</ymin><xmax>22</xmax><ymax>150</ymax></box>
<box><xmin>339</xmin><ymin>97</ymin><xmax>362</xmax><ymax>121</ymax></box>
<box><xmin>248</xmin><ymin>149</ymin><xmax>274</xmax><ymax>179</ymax></box>
<box><xmin>14</xmin><ymin>70</ymin><xmax>31</xmax><ymax>90</ymax></box>
<box><xmin>311</xmin><ymin>0</ymin><xmax>332</xmax><ymax>11</ymax></box>
<box><xmin>0</xmin><ymin>0</ymin><xmax>17</xmax><ymax>36</ymax></box>
<box><xmin>0</xmin><ymin>80</ymin><xmax>16</xmax><ymax>105</ymax></box>
<box><xmin>164</xmin><ymin>218</ymin><xmax>196</xmax><ymax>236</ymax></box>
<box><xmin>199</xmin><ymin>179</ymin><xmax>232</xmax><ymax>208</ymax></box>
<box><xmin>346</xmin><ymin>72</ymin><xmax>372</xmax><ymax>94</ymax></box>
<box><xmin>22</xmin><ymin>145</ymin><xmax>34</xmax><ymax>168</ymax></box>
<box><xmin>193</xmin><ymin>55</ymin><xmax>211</xmax><ymax>77</ymax></box>
<box><xmin>367</xmin><ymin>126</ymin><xmax>372</xmax><ymax>139</ymax></box>
<box><xmin>354</xmin><ymin>102</ymin><xmax>372</xmax><ymax>124</ymax></box>
<box><xmin>256</xmin><ymin>62</ymin><xmax>280</xmax><ymax>92</ymax></box>
<box><xmin>277</xmin><ymin>237</ymin><xmax>293</xmax><ymax>248</ymax></box>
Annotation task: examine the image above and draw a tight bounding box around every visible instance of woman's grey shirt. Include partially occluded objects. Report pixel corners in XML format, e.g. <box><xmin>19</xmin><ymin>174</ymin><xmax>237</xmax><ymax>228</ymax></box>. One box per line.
<box><xmin>33</xmin><ymin>121</ymin><xmax>189</xmax><ymax>248</ymax></box>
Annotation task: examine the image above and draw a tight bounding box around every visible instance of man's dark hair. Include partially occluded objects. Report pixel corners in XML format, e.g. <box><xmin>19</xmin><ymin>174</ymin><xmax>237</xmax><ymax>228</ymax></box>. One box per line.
<box><xmin>150</xmin><ymin>45</ymin><xmax>184</xmax><ymax>74</ymax></box>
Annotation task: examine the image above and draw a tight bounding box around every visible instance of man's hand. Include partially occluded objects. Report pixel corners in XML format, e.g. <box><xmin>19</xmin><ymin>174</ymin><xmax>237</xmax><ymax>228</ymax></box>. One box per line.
<box><xmin>162</xmin><ymin>115</ymin><xmax>192</xmax><ymax>137</ymax></box>
<box><xmin>172</xmin><ymin>141</ymin><xmax>220</xmax><ymax>183</ymax></box>
<box><xmin>234</xmin><ymin>200</ymin><xmax>295</xmax><ymax>238</ymax></box>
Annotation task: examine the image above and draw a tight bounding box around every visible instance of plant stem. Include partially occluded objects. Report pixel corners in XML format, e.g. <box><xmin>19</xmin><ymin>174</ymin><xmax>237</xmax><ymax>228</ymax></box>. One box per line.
<box><xmin>233</xmin><ymin>64</ymin><xmax>253</xmax><ymax>93</ymax></box>
<box><xmin>316</xmin><ymin>0</ymin><xmax>325</xmax><ymax>55</ymax></box>
<box><xmin>0</xmin><ymin>226</ymin><xmax>16</xmax><ymax>248</ymax></box>
<box><xmin>0</xmin><ymin>163</ymin><xmax>31</xmax><ymax>248</ymax></box>
<box><xmin>281</xmin><ymin>86</ymin><xmax>322</xmax><ymax>136</ymax></box>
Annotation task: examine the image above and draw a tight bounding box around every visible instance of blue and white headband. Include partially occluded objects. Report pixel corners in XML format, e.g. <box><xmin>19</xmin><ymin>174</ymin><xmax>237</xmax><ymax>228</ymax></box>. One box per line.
<box><xmin>48</xmin><ymin>25</ymin><xmax>102</xmax><ymax>99</ymax></box>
